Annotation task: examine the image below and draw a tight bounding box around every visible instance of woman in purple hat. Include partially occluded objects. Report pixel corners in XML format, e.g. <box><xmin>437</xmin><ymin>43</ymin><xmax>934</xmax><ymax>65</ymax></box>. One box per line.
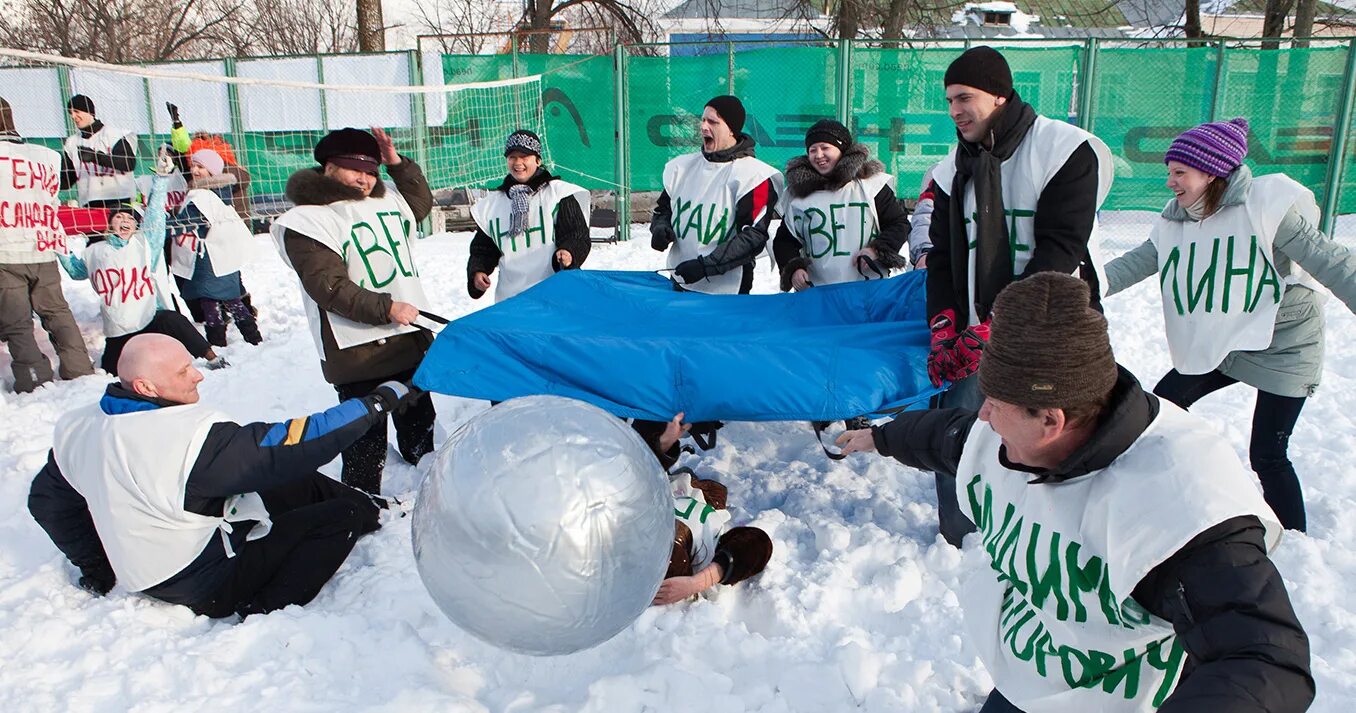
<box><xmin>1103</xmin><ymin>117</ymin><xmax>1356</xmax><ymax>532</ymax></box>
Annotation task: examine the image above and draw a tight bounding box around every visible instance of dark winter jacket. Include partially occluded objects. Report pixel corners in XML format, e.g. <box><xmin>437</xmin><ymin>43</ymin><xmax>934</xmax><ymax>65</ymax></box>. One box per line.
<box><xmin>772</xmin><ymin>142</ymin><xmax>910</xmax><ymax>291</ymax></box>
<box><xmin>27</xmin><ymin>383</ymin><xmax>388</xmax><ymax>610</ymax></box>
<box><xmin>465</xmin><ymin>168</ymin><xmax>591</xmax><ymax>299</ymax></box>
<box><xmin>926</xmin><ymin>100</ymin><xmax>1103</xmax><ymax>324</ymax></box>
<box><xmin>629</xmin><ymin>418</ymin><xmax>773</xmax><ymax>587</ymax></box>
<box><xmin>280</xmin><ymin>157</ymin><xmax>434</xmax><ymax>386</ymax></box>
<box><xmin>870</xmin><ymin>367</ymin><xmax>1314</xmax><ymax>712</ymax></box>
<box><xmin>650</xmin><ymin>134</ymin><xmax>780</xmax><ymax>294</ymax></box>
<box><xmin>59</xmin><ymin>120</ymin><xmax>138</xmax><ymax>190</ymax></box>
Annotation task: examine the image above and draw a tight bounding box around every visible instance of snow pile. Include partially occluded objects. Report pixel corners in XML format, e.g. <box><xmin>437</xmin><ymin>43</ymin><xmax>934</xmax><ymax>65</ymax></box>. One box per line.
<box><xmin>952</xmin><ymin>1</ymin><xmax>1041</xmax><ymax>33</ymax></box>
<box><xmin>1</xmin><ymin>214</ymin><xmax>1354</xmax><ymax>711</ymax></box>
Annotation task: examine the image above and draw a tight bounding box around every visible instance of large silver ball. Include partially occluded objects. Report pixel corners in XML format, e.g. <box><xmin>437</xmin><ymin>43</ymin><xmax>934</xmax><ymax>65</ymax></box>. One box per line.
<box><xmin>412</xmin><ymin>395</ymin><xmax>673</xmax><ymax>656</ymax></box>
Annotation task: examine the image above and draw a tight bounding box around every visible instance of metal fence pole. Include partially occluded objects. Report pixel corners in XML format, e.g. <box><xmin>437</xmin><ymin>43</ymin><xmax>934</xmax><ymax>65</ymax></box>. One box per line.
<box><xmin>1209</xmin><ymin>39</ymin><xmax>1227</xmax><ymax>121</ymax></box>
<box><xmin>614</xmin><ymin>43</ymin><xmax>630</xmax><ymax>241</ymax></box>
<box><xmin>407</xmin><ymin>50</ymin><xmax>432</xmax><ymax>237</ymax></box>
<box><xmin>1076</xmin><ymin>38</ymin><xmax>1098</xmax><ymax>134</ymax></box>
<box><xmin>1320</xmin><ymin>38</ymin><xmax>1356</xmax><ymax>235</ymax></box>
<box><xmin>727</xmin><ymin>42</ymin><xmax>735</xmax><ymax>94</ymax></box>
<box><xmin>316</xmin><ymin>56</ymin><xmax>330</xmax><ymax>130</ymax></box>
<box><xmin>222</xmin><ymin>57</ymin><xmax>247</xmax><ymax>183</ymax></box>
<box><xmin>512</xmin><ymin>35</ymin><xmax>520</xmax><ymax>78</ymax></box>
<box><xmin>836</xmin><ymin>39</ymin><xmax>853</xmax><ymax>125</ymax></box>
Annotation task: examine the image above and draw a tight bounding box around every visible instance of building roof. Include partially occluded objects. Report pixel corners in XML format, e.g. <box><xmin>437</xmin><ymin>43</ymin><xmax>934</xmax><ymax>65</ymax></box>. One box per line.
<box><xmin>663</xmin><ymin>0</ymin><xmax>827</xmax><ymax>20</ymax></box>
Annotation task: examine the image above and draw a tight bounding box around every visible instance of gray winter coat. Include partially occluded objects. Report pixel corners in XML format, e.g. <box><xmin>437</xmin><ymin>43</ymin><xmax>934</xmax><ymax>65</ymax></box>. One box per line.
<box><xmin>1104</xmin><ymin>165</ymin><xmax>1356</xmax><ymax>397</ymax></box>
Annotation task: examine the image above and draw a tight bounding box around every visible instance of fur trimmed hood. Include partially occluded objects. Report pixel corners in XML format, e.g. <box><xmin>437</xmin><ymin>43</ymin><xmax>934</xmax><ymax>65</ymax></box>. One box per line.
<box><xmin>285</xmin><ymin>166</ymin><xmax>387</xmax><ymax>206</ymax></box>
<box><xmin>784</xmin><ymin>143</ymin><xmax>884</xmax><ymax>198</ymax></box>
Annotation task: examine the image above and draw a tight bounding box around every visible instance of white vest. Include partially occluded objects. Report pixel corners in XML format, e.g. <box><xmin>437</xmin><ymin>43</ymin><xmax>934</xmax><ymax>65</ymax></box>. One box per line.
<box><xmin>272</xmin><ymin>189</ymin><xmax>429</xmax><ymax>352</ymax></box>
<box><xmin>63</xmin><ymin>125</ymin><xmax>138</xmax><ymax>205</ymax></box>
<box><xmin>662</xmin><ymin>152</ymin><xmax>783</xmax><ymax>294</ymax></box>
<box><xmin>52</xmin><ymin>402</ymin><xmax>271</xmax><ymax>592</ymax></box>
<box><xmin>169</xmin><ymin>189</ymin><xmax>253</xmax><ymax>280</ymax></box>
<box><xmin>0</xmin><ymin>141</ymin><xmax>68</xmax><ymax>264</ymax></box>
<box><xmin>1150</xmin><ymin>174</ymin><xmax>1319</xmax><ymax>375</ymax></box>
<box><xmin>931</xmin><ymin>117</ymin><xmax>1115</xmax><ymax>327</ymax></box>
<box><xmin>955</xmin><ymin>403</ymin><xmax>1280</xmax><ymax>713</ymax></box>
<box><xmin>81</xmin><ymin>237</ymin><xmax>160</xmax><ymax>338</ymax></box>
<box><xmin>137</xmin><ymin>173</ymin><xmax>189</xmax><ymax>215</ymax></box>
<box><xmin>470</xmin><ymin>179</ymin><xmax>592</xmax><ymax>302</ymax></box>
<box><xmin>671</xmin><ymin>473</ymin><xmax>734</xmax><ymax>571</ymax></box>
<box><xmin>780</xmin><ymin>173</ymin><xmax>895</xmax><ymax>286</ymax></box>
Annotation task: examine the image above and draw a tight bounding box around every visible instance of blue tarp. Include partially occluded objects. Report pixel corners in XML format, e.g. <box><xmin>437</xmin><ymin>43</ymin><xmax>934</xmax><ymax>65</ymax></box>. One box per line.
<box><xmin>414</xmin><ymin>270</ymin><xmax>942</xmax><ymax>422</ymax></box>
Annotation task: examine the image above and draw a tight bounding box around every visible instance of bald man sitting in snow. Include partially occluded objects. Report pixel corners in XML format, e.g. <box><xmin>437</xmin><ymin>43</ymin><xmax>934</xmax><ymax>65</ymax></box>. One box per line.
<box><xmin>28</xmin><ymin>333</ymin><xmax>421</xmax><ymax>619</ymax></box>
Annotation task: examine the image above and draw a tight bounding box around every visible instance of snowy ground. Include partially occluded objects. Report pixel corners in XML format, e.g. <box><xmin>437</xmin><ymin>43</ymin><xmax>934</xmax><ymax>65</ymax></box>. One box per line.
<box><xmin>2</xmin><ymin>213</ymin><xmax>1355</xmax><ymax>712</ymax></box>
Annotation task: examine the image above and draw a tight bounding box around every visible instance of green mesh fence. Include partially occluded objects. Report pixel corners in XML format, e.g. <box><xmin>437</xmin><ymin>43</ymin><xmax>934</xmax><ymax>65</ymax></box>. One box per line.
<box><xmin>21</xmin><ymin>41</ymin><xmax>1356</xmax><ymax>230</ymax></box>
<box><xmin>851</xmin><ymin>45</ymin><xmax>1081</xmax><ymax>199</ymax></box>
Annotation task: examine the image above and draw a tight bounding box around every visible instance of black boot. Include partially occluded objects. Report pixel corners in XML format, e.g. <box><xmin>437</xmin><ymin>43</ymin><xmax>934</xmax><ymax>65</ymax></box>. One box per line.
<box><xmin>236</xmin><ymin>315</ymin><xmax>263</xmax><ymax>345</ymax></box>
<box><xmin>205</xmin><ymin>324</ymin><xmax>228</xmax><ymax>348</ymax></box>
<box><xmin>241</xmin><ymin>291</ymin><xmax>258</xmax><ymax>319</ymax></box>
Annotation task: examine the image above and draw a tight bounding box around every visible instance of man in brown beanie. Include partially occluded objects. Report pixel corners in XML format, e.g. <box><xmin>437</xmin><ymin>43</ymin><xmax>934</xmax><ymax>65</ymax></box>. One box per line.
<box><xmin>838</xmin><ymin>272</ymin><xmax>1312</xmax><ymax>713</ymax></box>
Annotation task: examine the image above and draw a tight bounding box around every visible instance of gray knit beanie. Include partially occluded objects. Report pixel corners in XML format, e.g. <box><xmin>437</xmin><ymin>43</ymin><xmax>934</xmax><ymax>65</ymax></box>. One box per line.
<box><xmin>979</xmin><ymin>273</ymin><xmax>1117</xmax><ymax>409</ymax></box>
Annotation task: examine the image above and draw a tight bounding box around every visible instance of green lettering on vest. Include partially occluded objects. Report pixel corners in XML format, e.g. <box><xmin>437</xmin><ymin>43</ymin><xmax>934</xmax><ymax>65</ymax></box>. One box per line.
<box><xmin>1099</xmin><ymin>648</ymin><xmax>1144</xmax><ymax>701</ymax></box>
<box><xmin>1059</xmin><ymin>644</ymin><xmax>1091</xmax><ymax>689</ymax></box>
<box><xmin>1184</xmin><ymin>239</ymin><xmax>1218</xmax><ymax>314</ymax></box>
<box><xmin>702</xmin><ymin>205</ymin><xmax>730</xmax><ymax>246</ymax></box>
<box><xmin>1248</xmin><ymin>248</ymin><xmax>1283</xmax><ymax>312</ymax></box>
<box><xmin>375</xmin><ymin>211</ymin><xmax>417</xmax><ymax>278</ymax></box>
<box><xmin>1027</xmin><ymin>523</ymin><xmax>1071</xmax><ymax>621</ymax></box>
<box><xmin>1159</xmin><ymin>246</ymin><xmax>1185</xmax><ymax>316</ymax></box>
<box><xmin>828</xmin><ymin>203</ymin><xmax>850</xmax><ymax>257</ymax></box>
<box><xmin>1220</xmin><ymin>234</ymin><xmax>1257</xmax><ymax>313</ymax></box>
<box><xmin>1003</xmin><ymin>609</ymin><xmax>1041</xmax><ymax>661</ymax></box>
<box><xmin>1146</xmin><ymin>636</ymin><xmax>1187</xmax><ymax>707</ymax></box>
<box><xmin>804</xmin><ymin>207</ymin><xmax>832</xmax><ymax>259</ymax></box>
<box><xmin>1063</xmin><ymin>540</ymin><xmax>1106</xmax><ymax>625</ymax></box>
<box><xmin>672</xmin><ymin>197</ymin><xmax>691</xmax><ymax>238</ymax></box>
<box><xmin>348</xmin><ymin>221</ymin><xmax>396</xmax><ymax>288</ymax></box>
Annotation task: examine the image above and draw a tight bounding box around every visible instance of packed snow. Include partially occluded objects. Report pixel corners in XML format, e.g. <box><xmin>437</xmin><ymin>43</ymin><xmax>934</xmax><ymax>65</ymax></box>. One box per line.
<box><xmin>1</xmin><ymin>213</ymin><xmax>1354</xmax><ymax>712</ymax></box>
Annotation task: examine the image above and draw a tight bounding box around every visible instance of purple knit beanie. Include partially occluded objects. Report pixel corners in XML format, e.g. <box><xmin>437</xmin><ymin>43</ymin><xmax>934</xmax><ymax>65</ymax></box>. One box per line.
<box><xmin>1164</xmin><ymin>118</ymin><xmax>1249</xmax><ymax>177</ymax></box>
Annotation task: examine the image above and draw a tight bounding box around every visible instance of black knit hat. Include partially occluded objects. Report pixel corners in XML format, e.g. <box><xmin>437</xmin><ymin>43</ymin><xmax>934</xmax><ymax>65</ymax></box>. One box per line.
<box><xmin>107</xmin><ymin>202</ymin><xmax>140</xmax><ymax>223</ymax></box>
<box><xmin>704</xmin><ymin>95</ymin><xmax>746</xmax><ymax>134</ymax></box>
<box><xmin>944</xmin><ymin>46</ymin><xmax>1013</xmax><ymax>99</ymax></box>
<box><xmin>805</xmin><ymin>119</ymin><xmax>852</xmax><ymax>151</ymax></box>
<box><xmin>67</xmin><ymin>94</ymin><xmax>96</xmax><ymax>115</ymax></box>
<box><xmin>314</xmin><ymin>127</ymin><xmax>381</xmax><ymax>175</ymax></box>
<box><xmin>504</xmin><ymin>129</ymin><xmax>543</xmax><ymax>157</ymax></box>
<box><xmin>979</xmin><ymin>273</ymin><xmax>1117</xmax><ymax>410</ymax></box>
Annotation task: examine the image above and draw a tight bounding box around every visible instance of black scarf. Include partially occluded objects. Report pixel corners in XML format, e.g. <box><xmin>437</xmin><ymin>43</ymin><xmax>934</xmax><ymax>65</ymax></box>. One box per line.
<box><xmin>948</xmin><ymin>93</ymin><xmax>1037</xmax><ymax>326</ymax></box>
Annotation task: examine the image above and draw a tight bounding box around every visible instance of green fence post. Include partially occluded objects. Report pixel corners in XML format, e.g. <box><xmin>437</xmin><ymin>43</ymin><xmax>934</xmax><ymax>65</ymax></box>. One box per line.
<box><xmin>1077</xmin><ymin>37</ymin><xmax>1098</xmax><ymax>134</ymax></box>
<box><xmin>512</xmin><ymin>34</ymin><xmax>520</xmax><ymax>78</ymax></box>
<box><xmin>316</xmin><ymin>56</ymin><xmax>330</xmax><ymax>130</ymax></box>
<box><xmin>727</xmin><ymin>42</ymin><xmax>735</xmax><ymax>94</ymax></box>
<box><xmin>614</xmin><ymin>43</ymin><xmax>630</xmax><ymax>241</ymax></box>
<box><xmin>836</xmin><ymin>39</ymin><xmax>853</xmax><ymax>125</ymax></box>
<box><xmin>1320</xmin><ymin>38</ymin><xmax>1356</xmax><ymax>236</ymax></box>
<box><xmin>407</xmin><ymin>49</ymin><xmax>433</xmax><ymax>237</ymax></box>
<box><xmin>141</xmin><ymin>71</ymin><xmax>156</xmax><ymax>156</ymax></box>
<box><xmin>223</xmin><ymin>58</ymin><xmax>247</xmax><ymax>216</ymax></box>
<box><xmin>1209</xmin><ymin>39</ymin><xmax>1227</xmax><ymax>121</ymax></box>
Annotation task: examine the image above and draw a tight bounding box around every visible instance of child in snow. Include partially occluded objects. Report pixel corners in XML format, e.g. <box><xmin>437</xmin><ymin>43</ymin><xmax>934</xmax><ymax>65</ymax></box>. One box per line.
<box><xmin>166</xmin><ymin>148</ymin><xmax>262</xmax><ymax>348</ymax></box>
<box><xmin>57</xmin><ymin>155</ymin><xmax>224</xmax><ymax>374</ymax></box>
<box><xmin>1103</xmin><ymin>118</ymin><xmax>1356</xmax><ymax>533</ymax></box>
<box><xmin>467</xmin><ymin>130</ymin><xmax>591</xmax><ymax>302</ymax></box>
<box><xmin>773</xmin><ymin>119</ymin><xmax>911</xmax><ymax>292</ymax></box>
<box><xmin>633</xmin><ymin>414</ymin><xmax>773</xmax><ymax>605</ymax></box>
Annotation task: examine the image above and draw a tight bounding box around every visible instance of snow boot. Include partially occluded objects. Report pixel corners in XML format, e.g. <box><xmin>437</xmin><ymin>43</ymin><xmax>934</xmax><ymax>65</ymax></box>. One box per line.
<box><xmin>236</xmin><ymin>316</ymin><xmax>263</xmax><ymax>346</ymax></box>
<box><xmin>205</xmin><ymin>324</ymin><xmax>228</xmax><ymax>348</ymax></box>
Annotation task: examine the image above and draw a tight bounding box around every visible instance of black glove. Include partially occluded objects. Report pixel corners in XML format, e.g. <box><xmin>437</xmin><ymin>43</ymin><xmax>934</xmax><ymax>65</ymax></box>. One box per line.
<box><xmin>77</xmin><ymin>146</ymin><xmax>98</xmax><ymax>165</ymax></box>
<box><xmin>651</xmin><ymin>223</ymin><xmax>676</xmax><ymax>252</ymax></box>
<box><xmin>78</xmin><ymin>566</ymin><xmax>115</xmax><ymax>596</ymax></box>
<box><xmin>673</xmin><ymin>257</ymin><xmax>708</xmax><ymax>285</ymax></box>
<box><xmin>166</xmin><ymin>102</ymin><xmax>182</xmax><ymax>129</ymax></box>
<box><xmin>368</xmin><ymin>381</ymin><xmax>422</xmax><ymax>414</ymax></box>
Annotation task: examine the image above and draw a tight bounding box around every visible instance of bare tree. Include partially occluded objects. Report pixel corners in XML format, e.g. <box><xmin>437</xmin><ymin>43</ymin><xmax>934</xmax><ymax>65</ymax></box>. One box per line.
<box><xmin>356</xmin><ymin>0</ymin><xmax>385</xmax><ymax>51</ymax></box>
<box><xmin>517</xmin><ymin>0</ymin><xmax>658</xmax><ymax>53</ymax></box>
<box><xmin>1261</xmin><ymin>0</ymin><xmax>1296</xmax><ymax>47</ymax></box>
<box><xmin>0</xmin><ymin>0</ymin><xmax>358</xmax><ymax>60</ymax></box>
<box><xmin>412</xmin><ymin>0</ymin><xmax>514</xmax><ymax>54</ymax></box>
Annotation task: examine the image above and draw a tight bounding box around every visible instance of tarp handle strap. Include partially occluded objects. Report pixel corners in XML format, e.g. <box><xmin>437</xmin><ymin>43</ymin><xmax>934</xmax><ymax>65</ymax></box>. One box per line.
<box><xmin>856</xmin><ymin>254</ymin><xmax>887</xmax><ymax>280</ymax></box>
<box><xmin>688</xmin><ymin>421</ymin><xmax>722</xmax><ymax>452</ymax></box>
<box><xmin>812</xmin><ymin>421</ymin><xmax>849</xmax><ymax>461</ymax></box>
<box><xmin>412</xmin><ymin>309</ymin><xmax>450</xmax><ymax>335</ymax></box>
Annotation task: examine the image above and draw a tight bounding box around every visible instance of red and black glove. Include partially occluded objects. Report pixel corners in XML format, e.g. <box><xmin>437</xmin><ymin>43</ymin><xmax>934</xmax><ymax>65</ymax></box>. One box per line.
<box><xmin>927</xmin><ymin>309</ymin><xmax>959</xmax><ymax>387</ymax></box>
<box><xmin>949</xmin><ymin>319</ymin><xmax>991</xmax><ymax>382</ymax></box>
